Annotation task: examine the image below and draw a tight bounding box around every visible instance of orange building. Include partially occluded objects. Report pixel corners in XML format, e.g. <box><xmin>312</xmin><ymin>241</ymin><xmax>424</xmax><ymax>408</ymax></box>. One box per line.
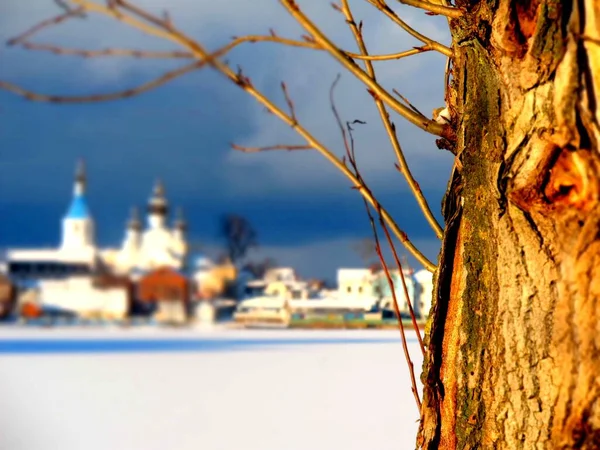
<box><xmin>137</xmin><ymin>267</ymin><xmax>190</xmax><ymax>324</ymax></box>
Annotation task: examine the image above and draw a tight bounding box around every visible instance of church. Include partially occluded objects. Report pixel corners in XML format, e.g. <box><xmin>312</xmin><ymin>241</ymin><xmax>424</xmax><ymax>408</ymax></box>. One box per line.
<box><xmin>6</xmin><ymin>160</ymin><xmax>189</xmax><ymax>280</ymax></box>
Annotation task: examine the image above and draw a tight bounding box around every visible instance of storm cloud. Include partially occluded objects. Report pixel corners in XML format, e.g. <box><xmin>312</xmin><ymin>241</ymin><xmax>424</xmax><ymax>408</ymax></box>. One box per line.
<box><xmin>0</xmin><ymin>0</ymin><xmax>453</xmax><ymax>280</ymax></box>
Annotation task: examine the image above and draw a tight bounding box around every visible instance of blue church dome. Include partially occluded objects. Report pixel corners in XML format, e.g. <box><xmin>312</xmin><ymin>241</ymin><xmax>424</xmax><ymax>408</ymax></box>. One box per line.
<box><xmin>66</xmin><ymin>194</ymin><xmax>90</xmax><ymax>219</ymax></box>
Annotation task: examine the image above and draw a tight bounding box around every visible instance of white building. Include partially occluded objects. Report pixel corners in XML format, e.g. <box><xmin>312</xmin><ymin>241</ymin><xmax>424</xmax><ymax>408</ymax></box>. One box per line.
<box><xmin>370</xmin><ymin>268</ymin><xmax>418</xmax><ymax>316</ymax></box>
<box><xmin>7</xmin><ymin>161</ymin><xmax>100</xmax><ymax>281</ymax></box>
<box><xmin>414</xmin><ymin>269</ymin><xmax>434</xmax><ymax>319</ymax></box>
<box><xmin>60</xmin><ymin>161</ymin><xmax>96</xmax><ymax>255</ymax></box>
<box><xmin>107</xmin><ymin>179</ymin><xmax>189</xmax><ymax>274</ymax></box>
<box><xmin>38</xmin><ymin>277</ymin><xmax>129</xmax><ymax>320</ymax></box>
<box><xmin>337</xmin><ymin>268</ymin><xmax>374</xmax><ymax>299</ymax></box>
<box><xmin>5</xmin><ymin>160</ymin><xmax>191</xmax><ymax>318</ymax></box>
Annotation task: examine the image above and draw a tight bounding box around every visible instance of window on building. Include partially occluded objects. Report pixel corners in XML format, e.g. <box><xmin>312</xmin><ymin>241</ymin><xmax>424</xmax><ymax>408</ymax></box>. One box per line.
<box><xmin>347</xmin><ymin>286</ymin><xmax>352</xmax><ymax>293</ymax></box>
<box><xmin>358</xmin><ymin>286</ymin><xmax>363</xmax><ymax>294</ymax></box>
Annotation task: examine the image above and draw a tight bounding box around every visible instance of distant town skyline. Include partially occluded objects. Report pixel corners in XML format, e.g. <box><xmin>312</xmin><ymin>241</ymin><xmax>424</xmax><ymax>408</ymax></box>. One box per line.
<box><xmin>0</xmin><ymin>0</ymin><xmax>453</xmax><ymax>280</ymax></box>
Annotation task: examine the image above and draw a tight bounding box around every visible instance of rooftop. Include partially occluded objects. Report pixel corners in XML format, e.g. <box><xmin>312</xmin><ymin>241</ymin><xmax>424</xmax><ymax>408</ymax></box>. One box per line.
<box><xmin>66</xmin><ymin>194</ymin><xmax>90</xmax><ymax>220</ymax></box>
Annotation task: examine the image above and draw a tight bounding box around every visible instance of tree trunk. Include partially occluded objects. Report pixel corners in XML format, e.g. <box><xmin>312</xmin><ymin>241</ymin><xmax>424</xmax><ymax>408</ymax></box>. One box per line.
<box><xmin>418</xmin><ymin>0</ymin><xmax>600</xmax><ymax>448</ymax></box>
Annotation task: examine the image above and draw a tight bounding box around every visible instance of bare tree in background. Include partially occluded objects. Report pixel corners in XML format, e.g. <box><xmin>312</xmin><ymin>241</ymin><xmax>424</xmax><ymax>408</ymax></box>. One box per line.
<box><xmin>352</xmin><ymin>237</ymin><xmax>378</xmax><ymax>267</ymax></box>
<box><xmin>2</xmin><ymin>0</ymin><xmax>600</xmax><ymax>447</ymax></box>
<box><xmin>220</xmin><ymin>213</ymin><xmax>258</xmax><ymax>265</ymax></box>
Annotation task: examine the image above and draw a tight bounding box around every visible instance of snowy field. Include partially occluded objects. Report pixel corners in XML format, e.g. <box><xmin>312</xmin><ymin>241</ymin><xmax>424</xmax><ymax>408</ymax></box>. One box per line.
<box><xmin>0</xmin><ymin>327</ymin><xmax>423</xmax><ymax>450</ymax></box>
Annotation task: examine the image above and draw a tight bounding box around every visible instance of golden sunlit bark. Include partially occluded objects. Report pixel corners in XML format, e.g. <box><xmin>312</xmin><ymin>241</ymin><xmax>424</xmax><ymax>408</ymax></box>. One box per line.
<box><xmin>420</xmin><ymin>0</ymin><xmax>600</xmax><ymax>448</ymax></box>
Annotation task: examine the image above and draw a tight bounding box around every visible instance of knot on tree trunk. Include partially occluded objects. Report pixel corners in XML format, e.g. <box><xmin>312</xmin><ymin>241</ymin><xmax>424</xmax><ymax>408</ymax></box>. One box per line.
<box><xmin>544</xmin><ymin>146</ymin><xmax>600</xmax><ymax>212</ymax></box>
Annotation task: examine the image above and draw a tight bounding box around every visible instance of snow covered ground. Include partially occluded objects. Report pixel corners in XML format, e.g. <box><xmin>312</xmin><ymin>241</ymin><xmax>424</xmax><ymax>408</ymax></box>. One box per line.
<box><xmin>0</xmin><ymin>327</ymin><xmax>424</xmax><ymax>450</ymax></box>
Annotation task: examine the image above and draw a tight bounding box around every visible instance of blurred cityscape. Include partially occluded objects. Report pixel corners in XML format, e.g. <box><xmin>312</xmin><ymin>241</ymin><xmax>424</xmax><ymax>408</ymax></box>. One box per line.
<box><xmin>0</xmin><ymin>161</ymin><xmax>433</xmax><ymax>329</ymax></box>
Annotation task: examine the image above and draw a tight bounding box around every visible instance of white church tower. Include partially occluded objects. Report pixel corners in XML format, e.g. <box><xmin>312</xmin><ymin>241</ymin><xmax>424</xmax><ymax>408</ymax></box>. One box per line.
<box><xmin>123</xmin><ymin>206</ymin><xmax>142</xmax><ymax>251</ymax></box>
<box><xmin>173</xmin><ymin>207</ymin><xmax>186</xmax><ymax>242</ymax></box>
<box><xmin>115</xmin><ymin>206</ymin><xmax>142</xmax><ymax>273</ymax></box>
<box><xmin>147</xmin><ymin>179</ymin><xmax>168</xmax><ymax>230</ymax></box>
<box><xmin>61</xmin><ymin>159</ymin><xmax>95</xmax><ymax>253</ymax></box>
<box><xmin>138</xmin><ymin>179</ymin><xmax>181</xmax><ymax>270</ymax></box>
<box><xmin>171</xmin><ymin>207</ymin><xmax>188</xmax><ymax>261</ymax></box>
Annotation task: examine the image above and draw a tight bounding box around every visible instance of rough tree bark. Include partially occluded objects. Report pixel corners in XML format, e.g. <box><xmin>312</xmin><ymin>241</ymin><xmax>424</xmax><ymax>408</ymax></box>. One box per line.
<box><xmin>419</xmin><ymin>0</ymin><xmax>600</xmax><ymax>448</ymax></box>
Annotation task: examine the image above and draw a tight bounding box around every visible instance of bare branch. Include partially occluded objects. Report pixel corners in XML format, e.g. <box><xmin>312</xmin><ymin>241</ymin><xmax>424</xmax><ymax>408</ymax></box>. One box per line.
<box><xmin>7</xmin><ymin>7</ymin><xmax>85</xmax><ymax>46</ymax></box>
<box><xmin>8</xmin><ymin>3</ymin><xmax>431</xmax><ymax>65</ymax></box>
<box><xmin>231</xmin><ymin>143</ymin><xmax>312</xmax><ymax>153</ymax></box>
<box><xmin>330</xmin><ymin>73</ymin><xmax>436</xmax><ymax>270</ymax></box>
<box><xmin>280</xmin><ymin>82</ymin><xmax>297</xmax><ymax>124</ymax></box>
<box><xmin>115</xmin><ymin>0</ymin><xmax>174</xmax><ymax>30</ymax></box>
<box><xmin>16</xmin><ymin>41</ymin><xmax>194</xmax><ymax>59</ymax></box>
<box><xmin>393</xmin><ymin>88</ymin><xmax>426</xmax><ymax>117</ymax></box>
<box><xmin>0</xmin><ymin>60</ymin><xmax>202</xmax><ymax>103</ymax></box>
<box><xmin>582</xmin><ymin>35</ymin><xmax>600</xmax><ymax>46</ymax></box>
<box><xmin>229</xmin><ymin>33</ymin><xmax>430</xmax><ymax>62</ymax></box>
<box><xmin>366</xmin><ymin>0</ymin><xmax>452</xmax><ymax>57</ymax></box>
<box><xmin>4</xmin><ymin>0</ymin><xmax>437</xmax><ymax>272</ymax></box>
<box><xmin>329</xmin><ymin>74</ymin><xmax>355</xmax><ymax>162</ymax></box>
<box><xmin>346</xmin><ymin>120</ymin><xmax>368</xmax><ymax>166</ymax></box>
<box><xmin>365</xmin><ymin>200</ymin><xmax>422</xmax><ymax>410</ymax></box>
<box><xmin>54</xmin><ymin>0</ymin><xmax>85</xmax><ymax>15</ymax></box>
<box><xmin>397</xmin><ymin>0</ymin><xmax>463</xmax><ymax>19</ymax></box>
<box><xmin>69</xmin><ymin>0</ymin><xmax>182</xmax><ymax>43</ymax></box>
<box><xmin>342</xmin><ymin>0</ymin><xmax>444</xmax><ymax>239</ymax></box>
<box><xmin>231</xmin><ymin>33</ymin><xmax>320</xmax><ymax>51</ymax></box>
<box><xmin>378</xmin><ymin>209</ymin><xmax>425</xmax><ymax>354</ymax></box>
<box><xmin>279</xmin><ymin>0</ymin><xmax>447</xmax><ymax>137</ymax></box>
<box><xmin>350</xmin><ymin>45</ymin><xmax>432</xmax><ymax>60</ymax></box>
<box><xmin>161</xmin><ymin>10</ymin><xmax>173</xmax><ymax>29</ymax></box>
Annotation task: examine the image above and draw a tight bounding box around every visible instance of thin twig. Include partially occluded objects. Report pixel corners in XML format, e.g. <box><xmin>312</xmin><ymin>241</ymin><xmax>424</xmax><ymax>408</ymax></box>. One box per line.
<box><xmin>397</xmin><ymin>0</ymin><xmax>462</xmax><ymax>19</ymax></box>
<box><xmin>341</xmin><ymin>0</ymin><xmax>427</xmax><ymax>352</ymax></box>
<box><xmin>17</xmin><ymin>42</ymin><xmax>194</xmax><ymax>59</ymax></box>
<box><xmin>329</xmin><ymin>74</ymin><xmax>354</xmax><ymax>161</ymax></box>
<box><xmin>114</xmin><ymin>0</ymin><xmax>170</xmax><ymax>29</ymax></box>
<box><xmin>366</xmin><ymin>203</ymin><xmax>423</xmax><ymax>410</ymax></box>
<box><xmin>346</xmin><ymin>120</ymin><xmax>365</xmax><ymax>166</ymax></box>
<box><xmin>366</xmin><ymin>0</ymin><xmax>452</xmax><ymax>57</ymax></box>
<box><xmin>231</xmin><ymin>143</ymin><xmax>312</xmax><ymax>152</ymax></box>
<box><xmin>229</xmin><ymin>33</ymin><xmax>431</xmax><ymax>62</ymax></box>
<box><xmin>232</xmin><ymin>34</ymin><xmax>319</xmax><ymax>50</ymax></box>
<box><xmin>393</xmin><ymin>88</ymin><xmax>426</xmax><ymax>117</ymax></box>
<box><xmin>581</xmin><ymin>35</ymin><xmax>600</xmax><ymax>46</ymax></box>
<box><xmin>9</xmin><ymin>5</ymin><xmax>433</xmax><ymax>64</ymax></box>
<box><xmin>330</xmin><ymin>75</ymin><xmax>433</xmax><ymax>276</ymax></box>
<box><xmin>7</xmin><ymin>7</ymin><xmax>85</xmax><ymax>46</ymax></box>
<box><xmin>279</xmin><ymin>0</ymin><xmax>446</xmax><ymax>137</ymax></box>
<box><xmin>378</xmin><ymin>211</ymin><xmax>425</xmax><ymax>354</ymax></box>
<box><xmin>339</xmin><ymin>109</ymin><xmax>423</xmax><ymax>406</ymax></box>
<box><xmin>54</xmin><ymin>0</ymin><xmax>85</xmax><ymax>15</ymax></box>
<box><xmin>0</xmin><ymin>60</ymin><xmax>202</xmax><ymax>103</ymax></box>
<box><xmin>280</xmin><ymin>82</ymin><xmax>297</xmax><ymax>124</ymax></box>
<box><xmin>341</xmin><ymin>0</ymin><xmax>443</xmax><ymax>239</ymax></box>
<box><xmin>348</xmin><ymin>46</ymin><xmax>432</xmax><ymax>60</ymax></box>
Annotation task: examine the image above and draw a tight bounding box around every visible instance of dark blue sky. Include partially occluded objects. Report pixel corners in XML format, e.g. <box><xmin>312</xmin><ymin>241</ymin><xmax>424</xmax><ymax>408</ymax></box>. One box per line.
<box><xmin>0</xmin><ymin>0</ymin><xmax>453</xmax><ymax>279</ymax></box>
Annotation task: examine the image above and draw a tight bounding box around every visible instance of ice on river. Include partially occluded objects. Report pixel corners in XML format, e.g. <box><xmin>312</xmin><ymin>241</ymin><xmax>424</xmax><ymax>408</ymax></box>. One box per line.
<box><xmin>0</xmin><ymin>327</ymin><xmax>423</xmax><ymax>450</ymax></box>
